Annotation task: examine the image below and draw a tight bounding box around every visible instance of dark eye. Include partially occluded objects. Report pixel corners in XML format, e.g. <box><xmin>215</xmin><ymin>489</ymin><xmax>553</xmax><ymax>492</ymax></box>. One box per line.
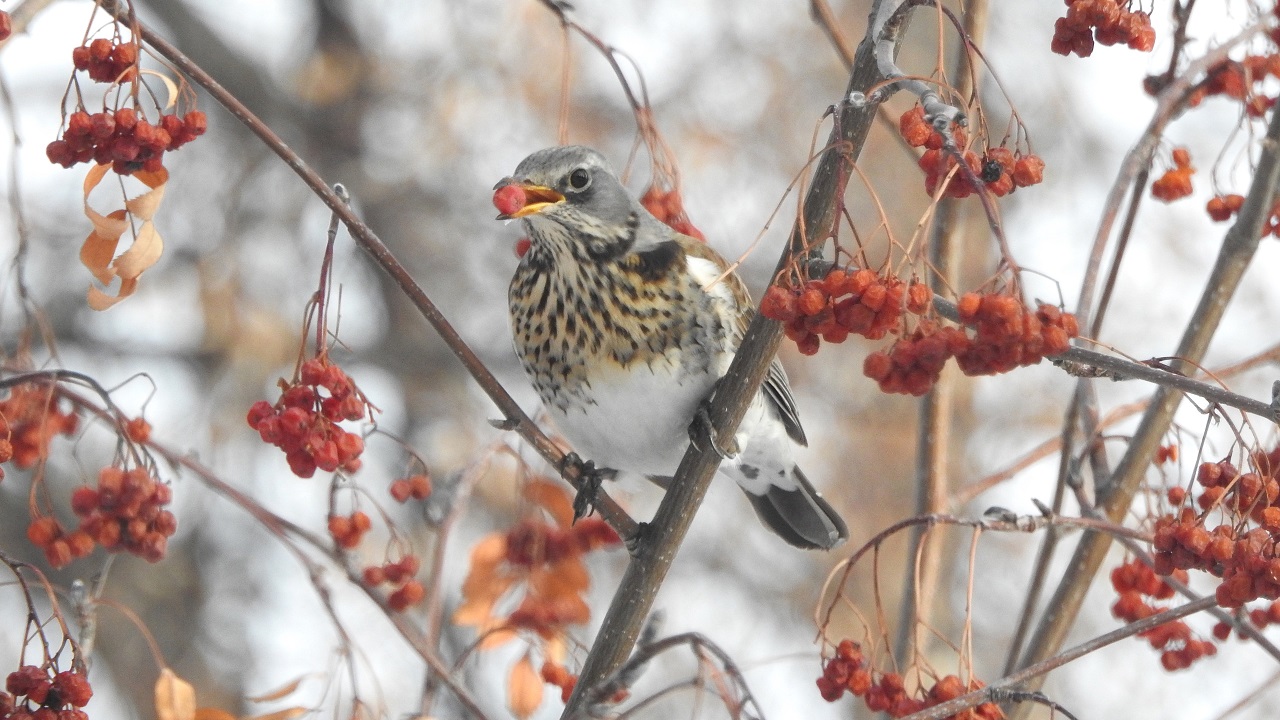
<box><xmin>568</xmin><ymin>168</ymin><xmax>591</xmax><ymax>190</ymax></box>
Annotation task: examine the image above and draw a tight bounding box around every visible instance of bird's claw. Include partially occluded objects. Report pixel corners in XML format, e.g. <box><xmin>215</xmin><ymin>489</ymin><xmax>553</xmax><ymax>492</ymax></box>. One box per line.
<box><xmin>625</xmin><ymin>522</ymin><xmax>651</xmax><ymax>556</ymax></box>
<box><xmin>688</xmin><ymin>393</ymin><xmax>739</xmax><ymax>460</ymax></box>
<box><xmin>559</xmin><ymin>452</ymin><xmax>615</xmax><ymax>522</ymax></box>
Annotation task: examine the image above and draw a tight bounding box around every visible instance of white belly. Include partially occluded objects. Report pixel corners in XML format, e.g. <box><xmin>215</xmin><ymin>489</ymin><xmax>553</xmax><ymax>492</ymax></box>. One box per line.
<box><xmin>548</xmin><ymin>359</ymin><xmax>715</xmax><ymax>477</ymax></box>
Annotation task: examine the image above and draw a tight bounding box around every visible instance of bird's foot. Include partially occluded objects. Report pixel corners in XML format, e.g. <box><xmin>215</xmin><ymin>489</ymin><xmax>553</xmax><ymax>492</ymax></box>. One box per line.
<box><xmin>688</xmin><ymin>383</ymin><xmax>739</xmax><ymax>460</ymax></box>
<box><xmin>624</xmin><ymin>522</ymin><xmax>651</xmax><ymax>556</ymax></box>
<box><xmin>559</xmin><ymin>452</ymin><xmax>616</xmax><ymax>523</ymax></box>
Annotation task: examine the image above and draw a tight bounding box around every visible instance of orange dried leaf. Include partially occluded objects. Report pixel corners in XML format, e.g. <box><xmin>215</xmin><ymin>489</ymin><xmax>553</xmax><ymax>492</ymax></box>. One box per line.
<box><xmin>246</xmin><ymin>675</ymin><xmax>309</xmax><ymax>703</ymax></box>
<box><xmin>87</xmin><ymin>276</ymin><xmax>140</xmax><ymax>311</ymax></box>
<box><xmin>523</xmin><ymin>479</ymin><xmax>574</xmax><ymax>528</ymax></box>
<box><xmin>529</xmin><ymin>557</ymin><xmax>589</xmax><ymax>597</ymax></box>
<box><xmin>80</xmin><ymin>208</ymin><xmax>128</xmax><ymax>284</ymax></box>
<box><xmin>508</xmin><ymin>655</ymin><xmax>544</xmax><ymax>720</ymax></box>
<box><xmin>113</xmin><ymin>221</ymin><xmax>164</xmax><ymax>279</ymax></box>
<box><xmin>155</xmin><ymin>668</ymin><xmax>197</xmax><ymax>720</ymax></box>
<box><xmin>478</xmin><ymin>626</ymin><xmax>520</xmax><ymax>650</ymax></box>
<box><xmin>193</xmin><ymin>710</ymin><xmax>237</xmax><ymax>720</ymax></box>
<box><xmin>245</xmin><ymin>709</ymin><xmax>308</xmax><ymax>720</ymax></box>
<box><xmin>80</xmin><ymin>163</ymin><xmax>169</xmax><ymax>310</ymax></box>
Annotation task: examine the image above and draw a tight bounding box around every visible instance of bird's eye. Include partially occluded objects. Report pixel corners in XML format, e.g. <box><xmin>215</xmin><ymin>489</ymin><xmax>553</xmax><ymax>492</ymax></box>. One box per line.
<box><xmin>568</xmin><ymin>168</ymin><xmax>591</xmax><ymax>190</ymax></box>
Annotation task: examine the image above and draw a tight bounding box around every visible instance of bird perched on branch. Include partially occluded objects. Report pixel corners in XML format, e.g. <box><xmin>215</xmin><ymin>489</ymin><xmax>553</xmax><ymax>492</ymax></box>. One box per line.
<box><xmin>495</xmin><ymin>145</ymin><xmax>847</xmax><ymax>550</ymax></box>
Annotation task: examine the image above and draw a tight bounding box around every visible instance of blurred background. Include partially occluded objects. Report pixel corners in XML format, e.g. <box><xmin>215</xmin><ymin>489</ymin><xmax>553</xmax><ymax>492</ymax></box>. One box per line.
<box><xmin>0</xmin><ymin>0</ymin><xmax>1278</xmax><ymax>718</ymax></box>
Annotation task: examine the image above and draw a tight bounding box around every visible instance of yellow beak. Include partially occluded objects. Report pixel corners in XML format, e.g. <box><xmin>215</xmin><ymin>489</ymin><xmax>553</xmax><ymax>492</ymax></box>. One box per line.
<box><xmin>496</xmin><ymin>182</ymin><xmax>565</xmax><ymax>219</ymax></box>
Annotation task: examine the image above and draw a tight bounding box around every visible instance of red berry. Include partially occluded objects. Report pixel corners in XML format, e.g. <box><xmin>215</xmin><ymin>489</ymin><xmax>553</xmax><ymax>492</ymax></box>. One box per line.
<box><xmin>493</xmin><ymin>184</ymin><xmax>527</xmax><ymax>216</ymax></box>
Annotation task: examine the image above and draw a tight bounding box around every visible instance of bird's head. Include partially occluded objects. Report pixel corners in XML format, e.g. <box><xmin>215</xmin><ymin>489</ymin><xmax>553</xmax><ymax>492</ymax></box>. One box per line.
<box><xmin>494</xmin><ymin>146</ymin><xmax>653</xmax><ymax>262</ymax></box>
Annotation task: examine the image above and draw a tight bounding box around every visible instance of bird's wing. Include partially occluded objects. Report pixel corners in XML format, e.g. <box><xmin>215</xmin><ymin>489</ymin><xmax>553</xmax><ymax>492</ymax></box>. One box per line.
<box><xmin>681</xmin><ymin>236</ymin><xmax>808</xmax><ymax>447</ymax></box>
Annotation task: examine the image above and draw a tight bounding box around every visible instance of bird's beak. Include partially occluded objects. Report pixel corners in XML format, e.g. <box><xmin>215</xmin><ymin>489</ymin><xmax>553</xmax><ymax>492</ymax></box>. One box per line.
<box><xmin>493</xmin><ymin>180</ymin><xmax>565</xmax><ymax>220</ymax></box>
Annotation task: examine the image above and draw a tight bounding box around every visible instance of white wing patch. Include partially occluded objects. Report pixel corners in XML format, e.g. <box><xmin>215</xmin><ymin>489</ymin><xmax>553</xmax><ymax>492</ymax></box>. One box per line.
<box><xmin>686</xmin><ymin>256</ymin><xmax>736</xmax><ymax>307</ymax></box>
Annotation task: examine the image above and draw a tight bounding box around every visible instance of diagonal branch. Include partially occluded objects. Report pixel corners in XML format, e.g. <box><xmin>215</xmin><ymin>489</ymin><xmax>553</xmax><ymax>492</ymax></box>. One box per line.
<box><xmin>559</xmin><ymin>3</ymin><xmax>910</xmax><ymax>715</ymax></box>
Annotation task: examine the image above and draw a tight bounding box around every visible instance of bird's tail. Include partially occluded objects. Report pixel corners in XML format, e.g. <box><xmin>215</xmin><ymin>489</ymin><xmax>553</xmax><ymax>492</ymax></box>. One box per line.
<box><xmin>742</xmin><ymin>466</ymin><xmax>847</xmax><ymax>550</ymax></box>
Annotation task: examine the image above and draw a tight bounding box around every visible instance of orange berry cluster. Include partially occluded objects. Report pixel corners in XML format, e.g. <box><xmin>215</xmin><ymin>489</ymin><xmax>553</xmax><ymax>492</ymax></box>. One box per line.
<box><xmin>1052</xmin><ymin>0</ymin><xmax>1154</xmax><ymax>57</ymax></box>
<box><xmin>1152</xmin><ymin>453</ymin><xmax>1280</xmax><ymax>610</ymax></box>
<box><xmin>1206</xmin><ymin>194</ymin><xmax>1245</xmax><ymax>223</ymax></box>
<box><xmin>539</xmin><ymin>661</ymin><xmax>628</xmax><ymax>705</ymax></box>
<box><xmin>1187</xmin><ymin>56</ymin><xmax>1280</xmax><ymax>118</ymax></box>
<box><xmin>75</xmin><ymin>466</ymin><xmax>176</xmax><ymax>562</ymax></box>
<box><xmin>247</xmin><ymin>356</ymin><xmax>369</xmax><ymax>479</ymax></box>
<box><xmin>3</xmin><ymin>665</ymin><xmax>92</xmax><ymax>720</ymax></box>
<box><xmin>71</xmin><ymin>38</ymin><xmax>138</xmax><ymax>83</ymax></box>
<box><xmin>0</xmin><ymin>384</ymin><xmax>81</xmax><ymax>477</ymax></box>
<box><xmin>46</xmin><ymin>107</ymin><xmax>207</xmax><ymax>175</ymax></box>
<box><xmin>1151</xmin><ymin>148</ymin><xmax>1194</xmax><ymax>202</ymax></box>
<box><xmin>817</xmin><ymin>641</ymin><xmax>1003</xmax><ymax>718</ymax></box>
<box><xmin>900</xmin><ymin>108</ymin><xmax>1045</xmax><ymax>198</ymax></box>
<box><xmin>760</xmin><ymin>267</ymin><xmax>919</xmax><ymax>356</ymax></box>
<box><xmin>952</xmin><ymin>294</ymin><xmax>1078</xmax><ymax>375</ymax></box>
<box><xmin>541</xmin><ymin>661</ymin><xmax>577</xmax><ymax>703</ymax></box>
<box><xmin>327</xmin><ymin>511</ymin><xmax>372</xmax><ymax>550</ymax></box>
<box><xmin>362</xmin><ymin>555</ymin><xmax>425</xmax><ymax>611</ymax></box>
<box><xmin>389</xmin><ymin>473</ymin><xmax>432</xmax><ymax>503</ymax></box>
<box><xmin>1110</xmin><ymin>558</ymin><xmax>1215</xmax><ymax>671</ymax></box>
<box><xmin>863</xmin><ymin>322</ymin><xmax>969</xmax><ymax>397</ymax></box>
<box><xmin>504</xmin><ymin>517</ymin><xmax>620</xmax><ymax>568</ymax></box>
<box><xmin>640</xmin><ymin>186</ymin><xmax>706</xmax><ymax>242</ymax></box>
<box><xmin>27</xmin><ymin>466</ymin><xmax>177</xmax><ymax>568</ymax></box>
<box><xmin>864</xmin><ymin>294</ymin><xmax>1079</xmax><ymax>395</ymax></box>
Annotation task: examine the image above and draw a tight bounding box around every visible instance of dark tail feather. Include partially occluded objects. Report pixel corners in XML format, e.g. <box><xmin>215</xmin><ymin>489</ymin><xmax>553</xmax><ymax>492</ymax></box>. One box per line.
<box><xmin>744</xmin><ymin>467</ymin><xmax>848</xmax><ymax>550</ymax></box>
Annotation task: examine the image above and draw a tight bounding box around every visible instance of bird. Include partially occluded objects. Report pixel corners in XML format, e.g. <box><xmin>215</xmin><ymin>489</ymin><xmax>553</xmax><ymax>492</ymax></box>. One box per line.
<box><xmin>494</xmin><ymin>145</ymin><xmax>847</xmax><ymax>550</ymax></box>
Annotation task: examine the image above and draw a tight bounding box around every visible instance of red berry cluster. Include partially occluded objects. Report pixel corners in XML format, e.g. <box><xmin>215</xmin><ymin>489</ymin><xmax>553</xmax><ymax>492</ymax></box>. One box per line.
<box><xmin>0</xmin><ymin>384</ymin><xmax>81</xmax><ymax>475</ymax></box>
<box><xmin>862</xmin><ymin>296</ymin><xmax>1077</xmax><ymax>396</ymax></box>
<box><xmin>900</xmin><ymin>108</ymin><xmax>1045</xmax><ymax>199</ymax></box>
<box><xmin>1185</xmin><ymin>56</ymin><xmax>1280</xmax><ymax>118</ymax></box>
<box><xmin>498</xmin><ymin>517</ymin><xmax>621</xmax><ymax>638</ymax></box>
<box><xmin>761</xmin><ymin>268</ymin><xmax>920</xmax><ymax>356</ymax></box>
<box><xmin>0</xmin><ymin>12</ymin><xmax>11</xmax><ymax>43</ymax></box>
<box><xmin>640</xmin><ymin>186</ymin><xmax>706</xmax><ymax>242</ymax></box>
<box><xmin>541</xmin><ymin>661</ymin><xmax>578</xmax><ymax>704</ymax></box>
<box><xmin>1151</xmin><ymin>148</ymin><xmax>1194</xmax><ymax>202</ymax></box>
<box><xmin>817</xmin><ymin>641</ymin><xmax>1003</xmax><ymax>718</ymax></box>
<box><xmin>1110</xmin><ymin>558</ymin><xmax>1215</xmax><ymax>670</ymax></box>
<box><xmin>952</xmin><ymin>294</ymin><xmax>1078</xmax><ymax>375</ymax></box>
<box><xmin>504</xmin><ymin>517</ymin><xmax>620</xmax><ymax>568</ymax></box>
<box><xmin>45</xmin><ymin>107</ymin><xmax>207</xmax><ymax>176</ymax></box>
<box><xmin>1052</xmin><ymin>0</ymin><xmax>1155</xmax><ymax>57</ymax></box>
<box><xmin>863</xmin><ymin>322</ymin><xmax>969</xmax><ymax>397</ymax></box>
<box><xmin>362</xmin><ymin>555</ymin><xmax>425</xmax><ymax>611</ymax></box>
<box><xmin>1206</xmin><ymin>194</ymin><xmax>1245</xmax><ymax>222</ymax></box>
<box><xmin>389</xmin><ymin>473</ymin><xmax>432</xmax><ymax>503</ymax></box>
<box><xmin>28</xmin><ymin>466</ymin><xmax>176</xmax><ymax>568</ymax></box>
<box><xmin>3</xmin><ymin>665</ymin><xmax>92</xmax><ymax>720</ymax></box>
<box><xmin>246</xmin><ymin>357</ymin><xmax>369</xmax><ymax>479</ymax></box>
<box><xmin>71</xmin><ymin>38</ymin><xmax>138</xmax><ymax>83</ymax></box>
<box><xmin>74</xmin><ymin>466</ymin><xmax>176</xmax><ymax>563</ymax></box>
<box><xmin>327</xmin><ymin>511</ymin><xmax>372</xmax><ymax>550</ymax></box>
<box><xmin>1153</xmin><ymin>451</ymin><xmax>1280</xmax><ymax>608</ymax></box>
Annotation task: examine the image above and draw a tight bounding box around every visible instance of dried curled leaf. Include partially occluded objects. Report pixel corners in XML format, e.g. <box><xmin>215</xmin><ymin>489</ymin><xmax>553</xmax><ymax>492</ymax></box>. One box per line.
<box><xmin>507</xmin><ymin>654</ymin><xmax>543</xmax><ymax>720</ymax></box>
<box><xmin>155</xmin><ymin>668</ymin><xmax>197</xmax><ymax>720</ymax></box>
<box><xmin>193</xmin><ymin>709</ymin><xmax>237</xmax><ymax>720</ymax></box>
<box><xmin>80</xmin><ymin>163</ymin><xmax>169</xmax><ymax>310</ymax></box>
<box><xmin>246</xmin><ymin>675</ymin><xmax>309</xmax><ymax>703</ymax></box>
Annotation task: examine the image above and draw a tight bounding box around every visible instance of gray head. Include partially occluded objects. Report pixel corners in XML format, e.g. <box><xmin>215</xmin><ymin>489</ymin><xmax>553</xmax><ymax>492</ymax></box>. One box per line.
<box><xmin>495</xmin><ymin>146</ymin><xmax>664</xmax><ymax>263</ymax></box>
